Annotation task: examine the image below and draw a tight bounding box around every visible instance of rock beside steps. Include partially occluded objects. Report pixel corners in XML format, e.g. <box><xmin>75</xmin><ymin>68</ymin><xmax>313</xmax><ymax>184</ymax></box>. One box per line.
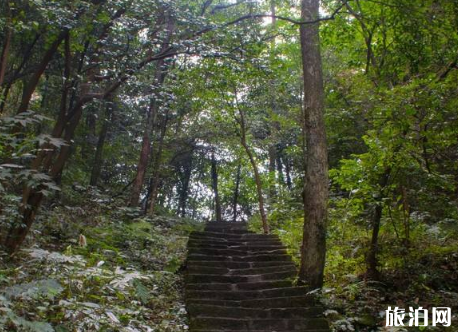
<box><xmin>185</xmin><ymin>222</ymin><xmax>330</xmax><ymax>332</ymax></box>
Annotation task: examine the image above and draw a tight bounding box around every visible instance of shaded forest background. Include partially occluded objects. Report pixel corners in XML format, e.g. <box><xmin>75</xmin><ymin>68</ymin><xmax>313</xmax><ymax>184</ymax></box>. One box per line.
<box><xmin>1</xmin><ymin>0</ymin><xmax>458</xmax><ymax>331</ymax></box>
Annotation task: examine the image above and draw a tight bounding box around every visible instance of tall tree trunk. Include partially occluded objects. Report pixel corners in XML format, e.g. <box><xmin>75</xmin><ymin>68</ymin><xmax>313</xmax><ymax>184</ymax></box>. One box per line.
<box><xmin>268</xmin><ymin>145</ymin><xmax>277</xmax><ymax>202</ymax></box>
<box><xmin>211</xmin><ymin>150</ymin><xmax>223</xmax><ymax>222</ymax></box>
<box><xmin>129</xmin><ymin>97</ymin><xmax>158</xmax><ymax>206</ymax></box>
<box><xmin>298</xmin><ymin>0</ymin><xmax>329</xmax><ymax>289</ymax></box>
<box><xmin>129</xmin><ymin>15</ymin><xmax>174</xmax><ymax>206</ymax></box>
<box><xmin>0</xmin><ymin>2</ymin><xmax>12</xmax><ymax>88</ymax></box>
<box><xmin>90</xmin><ymin>99</ymin><xmax>114</xmax><ymax>186</ymax></box>
<box><xmin>16</xmin><ymin>30</ymin><xmax>68</xmax><ymax>115</ymax></box>
<box><xmin>178</xmin><ymin>155</ymin><xmax>193</xmax><ymax>218</ymax></box>
<box><xmin>284</xmin><ymin>155</ymin><xmax>292</xmax><ymax>190</ymax></box>
<box><xmin>238</xmin><ymin>108</ymin><xmax>269</xmax><ymax>234</ymax></box>
<box><xmin>233</xmin><ymin>163</ymin><xmax>241</xmax><ymax>223</ymax></box>
<box><xmin>148</xmin><ymin>111</ymin><xmax>169</xmax><ymax>215</ymax></box>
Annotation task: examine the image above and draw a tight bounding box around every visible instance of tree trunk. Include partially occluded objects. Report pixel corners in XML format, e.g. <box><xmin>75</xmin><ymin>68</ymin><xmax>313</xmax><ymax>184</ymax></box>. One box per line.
<box><xmin>298</xmin><ymin>0</ymin><xmax>329</xmax><ymax>289</ymax></box>
<box><xmin>268</xmin><ymin>145</ymin><xmax>277</xmax><ymax>202</ymax></box>
<box><xmin>17</xmin><ymin>30</ymin><xmax>68</xmax><ymax>115</ymax></box>
<box><xmin>285</xmin><ymin>156</ymin><xmax>292</xmax><ymax>190</ymax></box>
<box><xmin>147</xmin><ymin>111</ymin><xmax>169</xmax><ymax>215</ymax></box>
<box><xmin>178</xmin><ymin>155</ymin><xmax>193</xmax><ymax>218</ymax></box>
<box><xmin>211</xmin><ymin>150</ymin><xmax>223</xmax><ymax>222</ymax></box>
<box><xmin>90</xmin><ymin>99</ymin><xmax>114</xmax><ymax>186</ymax></box>
<box><xmin>238</xmin><ymin>108</ymin><xmax>269</xmax><ymax>234</ymax></box>
<box><xmin>129</xmin><ymin>15</ymin><xmax>174</xmax><ymax>206</ymax></box>
<box><xmin>0</xmin><ymin>2</ymin><xmax>12</xmax><ymax>88</ymax></box>
<box><xmin>129</xmin><ymin>98</ymin><xmax>158</xmax><ymax>206</ymax></box>
<box><xmin>366</xmin><ymin>168</ymin><xmax>391</xmax><ymax>279</ymax></box>
<box><xmin>233</xmin><ymin>163</ymin><xmax>241</xmax><ymax>223</ymax></box>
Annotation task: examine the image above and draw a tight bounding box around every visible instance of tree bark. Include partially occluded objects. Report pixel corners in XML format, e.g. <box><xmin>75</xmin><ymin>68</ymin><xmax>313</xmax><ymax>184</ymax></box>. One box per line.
<box><xmin>129</xmin><ymin>97</ymin><xmax>158</xmax><ymax>206</ymax></box>
<box><xmin>147</xmin><ymin>110</ymin><xmax>169</xmax><ymax>215</ymax></box>
<box><xmin>211</xmin><ymin>150</ymin><xmax>223</xmax><ymax>222</ymax></box>
<box><xmin>366</xmin><ymin>168</ymin><xmax>391</xmax><ymax>279</ymax></box>
<box><xmin>90</xmin><ymin>99</ymin><xmax>114</xmax><ymax>186</ymax></box>
<box><xmin>233</xmin><ymin>163</ymin><xmax>241</xmax><ymax>223</ymax></box>
<box><xmin>0</xmin><ymin>2</ymin><xmax>12</xmax><ymax>88</ymax></box>
<box><xmin>298</xmin><ymin>0</ymin><xmax>329</xmax><ymax>289</ymax></box>
<box><xmin>129</xmin><ymin>15</ymin><xmax>174</xmax><ymax>206</ymax></box>
<box><xmin>178</xmin><ymin>154</ymin><xmax>193</xmax><ymax>218</ymax></box>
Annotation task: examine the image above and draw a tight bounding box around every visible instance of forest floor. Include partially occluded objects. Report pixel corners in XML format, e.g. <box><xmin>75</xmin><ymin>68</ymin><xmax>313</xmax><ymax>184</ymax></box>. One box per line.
<box><xmin>0</xmin><ymin>190</ymin><xmax>202</xmax><ymax>332</ymax></box>
<box><xmin>1</xmin><ymin>191</ymin><xmax>457</xmax><ymax>331</ymax></box>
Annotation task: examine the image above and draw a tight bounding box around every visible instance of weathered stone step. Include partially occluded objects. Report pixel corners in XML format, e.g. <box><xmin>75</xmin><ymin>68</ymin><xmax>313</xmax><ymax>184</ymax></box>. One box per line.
<box><xmin>189</xmin><ymin>239</ymin><xmax>284</xmax><ymax>247</ymax></box>
<box><xmin>188</xmin><ymin>241</ymin><xmax>286</xmax><ymax>250</ymax></box>
<box><xmin>205</xmin><ymin>222</ymin><xmax>248</xmax><ymax>229</ymax></box>
<box><xmin>185</xmin><ymin>223</ymin><xmax>330</xmax><ymax>332</ymax></box>
<box><xmin>186</xmin><ymin>287</ymin><xmax>308</xmax><ymax>301</ymax></box>
<box><xmin>193</xmin><ymin>330</ymin><xmax>329</xmax><ymax>332</ymax></box>
<box><xmin>190</xmin><ymin>317</ymin><xmax>329</xmax><ymax>330</ymax></box>
<box><xmin>186</xmin><ymin>270</ymin><xmax>296</xmax><ymax>284</ymax></box>
<box><xmin>203</xmin><ymin>229</ymin><xmax>252</xmax><ymax>235</ymax></box>
<box><xmin>186</xmin><ymin>280</ymin><xmax>293</xmax><ymax>291</ymax></box>
<box><xmin>187</xmin><ymin>253</ymin><xmax>292</xmax><ymax>262</ymax></box>
<box><xmin>186</xmin><ymin>260</ymin><xmax>294</xmax><ymax>269</ymax></box>
<box><xmin>191</xmin><ymin>231</ymin><xmax>280</xmax><ymax>240</ymax></box>
<box><xmin>186</xmin><ymin>264</ymin><xmax>296</xmax><ymax>276</ymax></box>
<box><xmin>187</xmin><ymin>304</ymin><xmax>324</xmax><ymax>319</ymax></box>
<box><xmin>188</xmin><ymin>247</ymin><xmax>288</xmax><ymax>256</ymax></box>
<box><xmin>187</xmin><ymin>295</ymin><xmax>316</xmax><ymax>308</ymax></box>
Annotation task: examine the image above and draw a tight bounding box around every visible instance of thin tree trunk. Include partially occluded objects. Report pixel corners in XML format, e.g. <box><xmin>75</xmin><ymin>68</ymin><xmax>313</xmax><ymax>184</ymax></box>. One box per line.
<box><xmin>285</xmin><ymin>155</ymin><xmax>292</xmax><ymax>190</ymax></box>
<box><xmin>90</xmin><ymin>99</ymin><xmax>114</xmax><ymax>186</ymax></box>
<box><xmin>366</xmin><ymin>168</ymin><xmax>391</xmax><ymax>279</ymax></box>
<box><xmin>298</xmin><ymin>0</ymin><xmax>329</xmax><ymax>289</ymax></box>
<box><xmin>0</xmin><ymin>2</ymin><xmax>12</xmax><ymax>88</ymax></box>
<box><xmin>178</xmin><ymin>156</ymin><xmax>193</xmax><ymax>218</ymax></box>
<box><xmin>129</xmin><ymin>98</ymin><xmax>158</xmax><ymax>206</ymax></box>
<box><xmin>129</xmin><ymin>15</ymin><xmax>174</xmax><ymax>206</ymax></box>
<box><xmin>233</xmin><ymin>163</ymin><xmax>241</xmax><ymax>223</ymax></box>
<box><xmin>268</xmin><ymin>145</ymin><xmax>277</xmax><ymax>201</ymax></box>
<box><xmin>148</xmin><ymin>111</ymin><xmax>169</xmax><ymax>215</ymax></box>
<box><xmin>211</xmin><ymin>150</ymin><xmax>223</xmax><ymax>222</ymax></box>
<box><xmin>238</xmin><ymin>108</ymin><xmax>269</xmax><ymax>234</ymax></box>
<box><xmin>17</xmin><ymin>30</ymin><xmax>68</xmax><ymax>115</ymax></box>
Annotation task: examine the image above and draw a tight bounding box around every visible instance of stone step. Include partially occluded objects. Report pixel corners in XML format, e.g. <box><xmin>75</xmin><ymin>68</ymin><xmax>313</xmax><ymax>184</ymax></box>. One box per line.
<box><xmin>185</xmin><ymin>223</ymin><xmax>330</xmax><ymax>332</ymax></box>
<box><xmin>188</xmin><ymin>247</ymin><xmax>288</xmax><ymax>256</ymax></box>
<box><xmin>190</xmin><ymin>317</ymin><xmax>329</xmax><ymax>331</ymax></box>
<box><xmin>187</xmin><ymin>295</ymin><xmax>316</xmax><ymax>308</ymax></box>
<box><xmin>187</xmin><ymin>253</ymin><xmax>293</xmax><ymax>263</ymax></box>
<box><xmin>193</xmin><ymin>330</ymin><xmax>329</xmax><ymax>332</ymax></box>
<box><xmin>187</xmin><ymin>304</ymin><xmax>325</xmax><ymax>319</ymax></box>
<box><xmin>186</xmin><ymin>264</ymin><xmax>296</xmax><ymax>276</ymax></box>
<box><xmin>205</xmin><ymin>222</ymin><xmax>248</xmax><ymax>229</ymax></box>
<box><xmin>188</xmin><ymin>241</ymin><xmax>286</xmax><ymax>250</ymax></box>
<box><xmin>189</xmin><ymin>239</ymin><xmax>284</xmax><ymax>247</ymax></box>
<box><xmin>203</xmin><ymin>228</ymin><xmax>252</xmax><ymax>234</ymax></box>
<box><xmin>186</xmin><ymin>280</ymin><xmax>293</xmax><ymax>291</ymax></box>
<box><xmin>191</xmin><ymin>231</ymin><xmax>280</xmax><ymax>240</ymax></box>
<box><xmin>186</xmin><ymin>260</ymin><xmax>294</xmax><ymax>269</ymax></box>
<box><xmin>186</xmin><ymin>270</ymin><xmax>296</xmax><ymax>284</ymax></box>
<box><xmin>186</xmin><ymin>287</ymin><xmax>308</xmax><ymax>301</ymax></box>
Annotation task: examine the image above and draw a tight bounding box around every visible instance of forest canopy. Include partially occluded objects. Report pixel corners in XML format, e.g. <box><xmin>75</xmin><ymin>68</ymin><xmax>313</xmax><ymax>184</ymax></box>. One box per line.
<box><xmin>0</xmin><ymin>0</ymin><xmax>458</xmax><ymax>331</ymax></box>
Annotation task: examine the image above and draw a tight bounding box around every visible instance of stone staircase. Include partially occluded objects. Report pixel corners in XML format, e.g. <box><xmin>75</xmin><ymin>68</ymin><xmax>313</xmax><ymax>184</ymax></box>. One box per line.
<box><xmin>185</xmin><ymin>222</ymin><xmax>330</xmax><ymax>332</ymax></box>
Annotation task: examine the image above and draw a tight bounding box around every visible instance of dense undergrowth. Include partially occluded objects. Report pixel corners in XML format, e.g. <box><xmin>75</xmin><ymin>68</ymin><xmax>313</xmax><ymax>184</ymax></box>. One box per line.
<box><xmin>0</xmin><ymin>189</ymin><xmax>202</xmax><ymax>332</ymax></box>
<box><xmin>250</xmin><ymin>202</ymin><xmax>458</xmax><ymax>332</ymax></box>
